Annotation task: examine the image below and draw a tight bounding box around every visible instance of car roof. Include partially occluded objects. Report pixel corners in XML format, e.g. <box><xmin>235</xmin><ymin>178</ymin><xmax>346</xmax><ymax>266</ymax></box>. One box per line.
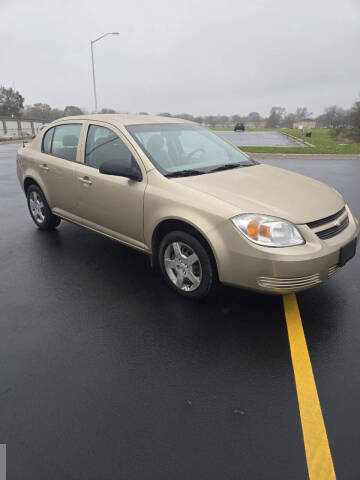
<box><xmin>55</xmin><ymin>114</ymin><xmax>195</xmax><ymax>127</ymax></box>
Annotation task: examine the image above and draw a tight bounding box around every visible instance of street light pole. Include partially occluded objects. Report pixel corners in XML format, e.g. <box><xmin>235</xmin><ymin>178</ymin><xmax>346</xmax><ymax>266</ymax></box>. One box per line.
<box><xmin>90</xmin><ymin>41</ymin><xmax>98</xmax><ymax>114</ymax></box>
<box><xmin>90</xmin><ymin>32</ymin><xmax>119</xmax><ymax>114</ymax></box>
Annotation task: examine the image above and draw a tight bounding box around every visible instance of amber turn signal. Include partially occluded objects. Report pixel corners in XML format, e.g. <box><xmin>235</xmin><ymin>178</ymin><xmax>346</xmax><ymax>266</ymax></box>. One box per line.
<box><xmin>246</xmin><ymin>220</ymin><xmax>259</xmax><ymax>238</ymax></box>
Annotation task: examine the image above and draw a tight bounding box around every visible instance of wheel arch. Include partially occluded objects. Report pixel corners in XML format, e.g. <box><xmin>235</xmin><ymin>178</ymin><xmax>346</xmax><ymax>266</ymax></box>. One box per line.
<box><xmin>151</xmin><ymin>218</ymin><xmax>219</xmax><ymax>278</ymax></box>
<box><xmin>24</xmin><ymin>176</ymin><xmax>41</xmax><ymax>194</ymax></box>
<box><xmin>23</xmin><ymin>176</ymin><xmax>51</xmax><ymax>206</ymax></box>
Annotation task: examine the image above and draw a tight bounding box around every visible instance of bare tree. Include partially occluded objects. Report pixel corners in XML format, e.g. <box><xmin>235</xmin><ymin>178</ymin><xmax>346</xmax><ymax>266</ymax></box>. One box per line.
<box><xmin>266</xmin><ymin>107</ymin><xmax>286</xmax><ymax>128</ymax></box>
<box><xmin>281</xmin><ymin>113</ymin><xmax>296</xmax><ymax>128</ymax></box>
<box><xmin>348</xmin><ymin>100</ymin><xmax>360</xmax><ymax>140</ymax></box>
<box><xmin>247</xmin><ymin>112</ymin><xmax>262</xmax><ymax>122</ymax></box>
<box><xmin>317</xmin><ymin>105</ymin><xmax>348</xmax><ymax>128</ymax></box>
<box><xmin>294</xmin><ymin>107</ymin><xmax>312</xmax><ymax>121</ymax></box>
<box><xmin>349</xmin><ymin>101</ymin><xmax>360</xmax><ymax>128</ymax></box>
<box><xmin>49</xmin><ymin>108</ymin><xmax>65</xmax><ymax>120</ymax></box>
<box><xmin>230</xmin><ymin>113</ymin><xmax>242</xmax><ymax>124</ymax></box>
<box><xmin>23</xmin><ymin>103</ymin><xmax>53</xmax><ymax>121</ymax></box>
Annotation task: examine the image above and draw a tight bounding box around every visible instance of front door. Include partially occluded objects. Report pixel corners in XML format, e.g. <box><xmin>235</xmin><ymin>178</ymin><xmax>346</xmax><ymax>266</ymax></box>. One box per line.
<box><xmin>74</xmin><ymin>123</ymin><xmax>146</xmax><ymax>250</ymax></box>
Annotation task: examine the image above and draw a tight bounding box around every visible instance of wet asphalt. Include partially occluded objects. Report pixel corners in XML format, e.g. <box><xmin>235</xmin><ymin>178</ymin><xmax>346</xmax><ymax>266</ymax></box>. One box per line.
<box><xmin>217</xmin><ymin>130</ymin><xmax>304</xmax><ymax>147</ymax></box>
<box><xmin>0</xmin><ymin>144</ymin><xmax>359</xmax><ymax>479</ymax></box>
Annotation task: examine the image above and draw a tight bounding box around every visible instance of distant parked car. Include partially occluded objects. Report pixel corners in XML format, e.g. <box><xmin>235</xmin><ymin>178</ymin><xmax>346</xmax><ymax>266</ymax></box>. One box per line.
<box><xmin>234</xmin><ymin>122</ymin><xmax>245</xmax><ymax>132</ymax></box>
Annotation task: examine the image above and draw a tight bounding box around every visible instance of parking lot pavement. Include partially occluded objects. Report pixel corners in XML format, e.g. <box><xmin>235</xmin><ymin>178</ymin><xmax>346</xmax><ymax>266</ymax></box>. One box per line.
<box><xmin>0</xmin><ymin>144</ymin><xmax>359</xmax><ymax>479</ymax></box>
<box><xmin>216</xmin><ymin>130</ymin><xmax>304</xmax><ymax>147</ymax></box>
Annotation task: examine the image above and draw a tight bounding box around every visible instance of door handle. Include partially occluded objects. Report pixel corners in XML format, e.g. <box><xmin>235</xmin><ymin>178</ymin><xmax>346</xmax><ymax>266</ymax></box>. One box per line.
<box><xmin>79</xmin><ymin>176</ymin><xmax>92</xmax><ymax>185</ymax></box>
<box><xmin>40</xmin><ymin>164</ymin><xmax>49</xmax><ymax>171</ymax></box>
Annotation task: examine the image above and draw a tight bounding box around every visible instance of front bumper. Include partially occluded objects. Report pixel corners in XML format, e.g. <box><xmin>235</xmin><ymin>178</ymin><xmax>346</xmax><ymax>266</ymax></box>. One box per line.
<box><xmin>208</xmin><ymin>206</ymin><xmax>359</xmax><ymax>294</ymax></box>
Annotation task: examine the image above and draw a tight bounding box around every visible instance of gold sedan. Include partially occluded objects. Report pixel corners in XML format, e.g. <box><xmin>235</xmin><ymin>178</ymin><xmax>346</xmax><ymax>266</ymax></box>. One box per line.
<box><xmin>17</xmin><ymin>114</ymin><xmax>359</xmax><ymax>298</ymax></box>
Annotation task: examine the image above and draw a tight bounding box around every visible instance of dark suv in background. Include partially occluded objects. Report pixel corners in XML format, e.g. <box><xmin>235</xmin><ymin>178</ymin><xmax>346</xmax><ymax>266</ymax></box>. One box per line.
<box><xmin>234</xmin><ymin>122</ymin><xmax>245</xmax><ymax>131</ymax></box>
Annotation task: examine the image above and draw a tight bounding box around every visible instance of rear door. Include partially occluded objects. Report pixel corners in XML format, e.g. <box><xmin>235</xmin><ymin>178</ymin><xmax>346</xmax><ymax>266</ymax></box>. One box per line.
<box><xmin>74</xmin><ymin>122</ymin><xmax>146</xmax><ymax>250</ymax></box>
<box><xmin>38</xmin><ymin>122</ymin><xmax>85</xmax><ymax>215</ymax></box>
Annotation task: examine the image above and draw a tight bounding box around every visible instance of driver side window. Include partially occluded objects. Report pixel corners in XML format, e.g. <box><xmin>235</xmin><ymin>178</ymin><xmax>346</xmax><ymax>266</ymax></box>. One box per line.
<box><xmin>85</xmin><ymin>125</ymin><xmax>132</xmax><ymax>169</ymax></box>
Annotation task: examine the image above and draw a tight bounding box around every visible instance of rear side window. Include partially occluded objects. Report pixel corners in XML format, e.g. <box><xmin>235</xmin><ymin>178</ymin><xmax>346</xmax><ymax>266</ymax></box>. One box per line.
<box><xmin>42</xmin><ymin>124</ymin><xmax>82</xmax><ymax>162</ymax></box>
<box><xmin>42</xmin><ymin>127</ymin><xmax>54</xmax><ymax>154</ymax></box>
<box><xmin>52</xmin><ymin>124</ymin><xmax>82</xmax><ymax>161</ymax></box>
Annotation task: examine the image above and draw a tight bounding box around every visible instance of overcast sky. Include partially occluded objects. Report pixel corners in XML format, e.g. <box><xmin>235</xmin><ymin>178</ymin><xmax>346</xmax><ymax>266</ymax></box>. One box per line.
<box><xmin>1</xmin><ymin>0</ymin><xmax>359</xmax><ymax>116</ymax></box>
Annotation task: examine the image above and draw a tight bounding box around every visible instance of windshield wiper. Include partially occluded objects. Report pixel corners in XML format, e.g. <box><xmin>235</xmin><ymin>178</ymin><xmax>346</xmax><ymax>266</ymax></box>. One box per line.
<box><xmin>208</xmin><ymin>162</ymin><xmax>253</xmax><ymax>173</ymax></box>
<box><xmin>165</xmin><ymin>169</ymin><xmax>206</xmax><ymax>178</ymax></box>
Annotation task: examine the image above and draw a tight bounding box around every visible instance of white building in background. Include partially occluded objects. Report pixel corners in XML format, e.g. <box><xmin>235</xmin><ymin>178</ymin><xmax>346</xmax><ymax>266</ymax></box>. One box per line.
<box><xmin>0</xmin><ymin>117</ymin><xmax>47</xmax><ymax>138</ymax></box>
<box><xmin>293</xmin><ymin>119</ymin><xmax>318</xmax><ymax>130</ymax></box>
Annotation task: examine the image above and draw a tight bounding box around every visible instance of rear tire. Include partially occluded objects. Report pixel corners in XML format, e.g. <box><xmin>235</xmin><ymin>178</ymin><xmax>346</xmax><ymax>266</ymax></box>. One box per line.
<box><xmin>27</xmin><ymin>184</ymin><xmax>61</xmax><ymax>231</ymax></box>
<box><xmin>158</xmin><ymin>231</ymin><xmax>214</xmax><ymax>299</ymax></box>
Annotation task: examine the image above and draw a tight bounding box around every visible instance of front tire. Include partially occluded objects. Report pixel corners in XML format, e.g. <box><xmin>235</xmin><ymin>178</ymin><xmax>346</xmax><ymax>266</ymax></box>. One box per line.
<box><xmin>27</xmin><ymin>184</ymin><xmax>61</xmax><ymax>231</ymax></box>
<box><xmin>158</xmin><ymin>231</ymin><xmax>214</xmax><ymax>299</ymax></box>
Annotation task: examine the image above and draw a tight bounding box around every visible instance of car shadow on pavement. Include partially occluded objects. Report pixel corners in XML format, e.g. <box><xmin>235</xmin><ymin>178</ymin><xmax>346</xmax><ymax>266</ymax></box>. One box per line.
<box><xmin>28</xmin><ymin>222</ymin><xmax>294</xmax><ymax>364</ymax></box>
<box><xmin>29</xmin><ymin>221</ymin><xmax>340</xmax><ymax>351</ymax></box>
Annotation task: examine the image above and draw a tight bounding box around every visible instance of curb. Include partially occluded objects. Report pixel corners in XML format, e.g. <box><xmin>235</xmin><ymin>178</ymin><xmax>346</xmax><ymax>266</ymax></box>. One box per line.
<box><xmin>280</xmin><ymin>130</ymin><xmax>314</xmax><ymax>147</ymax></box>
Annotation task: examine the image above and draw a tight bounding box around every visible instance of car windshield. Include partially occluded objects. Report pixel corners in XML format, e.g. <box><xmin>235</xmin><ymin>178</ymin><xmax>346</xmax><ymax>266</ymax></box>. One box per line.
<box><xmin>126</xmin><ymin>123</ymin><xmax>254</xmax><ymax>176</ymax></box>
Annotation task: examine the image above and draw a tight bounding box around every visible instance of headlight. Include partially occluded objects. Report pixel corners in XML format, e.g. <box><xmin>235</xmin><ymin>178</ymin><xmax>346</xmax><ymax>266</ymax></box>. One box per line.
<box><xmin>231</xmin><ymin>214</ymin><xmax>305</xmax><ymax>247</ymax></box>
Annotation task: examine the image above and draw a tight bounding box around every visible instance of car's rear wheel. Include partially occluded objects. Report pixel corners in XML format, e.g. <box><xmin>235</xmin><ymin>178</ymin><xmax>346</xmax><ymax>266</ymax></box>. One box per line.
<box><xmin>159</xmin><ymin>231</ymin><xmax>214</xmax><ymax>299</ymax></box>
<box><xmin>27</xmin><ymin>184</ymin><xmax>61</xmax><ymax>230</ymax></box>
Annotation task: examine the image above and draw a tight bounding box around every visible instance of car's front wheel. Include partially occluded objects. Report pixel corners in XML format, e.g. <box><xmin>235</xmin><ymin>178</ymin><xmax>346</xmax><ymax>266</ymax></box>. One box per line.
<box><xmin>27</xmin><ymin>184</ymin><xmax>61</xmax><ymax>230</ymax></box>
<box><xmin>159</xmin><ymin>231</ymin><xmax>214</xmax><ymax>299</ymax></box>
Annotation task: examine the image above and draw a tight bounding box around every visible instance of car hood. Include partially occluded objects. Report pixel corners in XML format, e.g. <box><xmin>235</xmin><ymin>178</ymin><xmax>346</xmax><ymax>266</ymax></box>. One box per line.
<box><xmin>173</xmin><ymin>164</ymin><xmax>344</xmax><ymax>224</ymax></box>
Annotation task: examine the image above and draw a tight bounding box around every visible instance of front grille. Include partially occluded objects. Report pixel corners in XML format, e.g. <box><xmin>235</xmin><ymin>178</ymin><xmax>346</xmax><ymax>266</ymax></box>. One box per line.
<box><xmin>257</xmin><ymin>273</ymin><xmax>322</xmax><ymax>290</ymax></box>
<box><xmin>306</xmin><ymin>206</ymin><xmax>349</xmax><ymax>240</ymax></box>
<box><xmin>316</xmin><ymin>216</ymin><xmax>349</xmax><ymax>240</ymax></box>
<box><xmin>307</xmin><ymin>207</ymin><xmax>346</xmax><ymax>229</ymax></box>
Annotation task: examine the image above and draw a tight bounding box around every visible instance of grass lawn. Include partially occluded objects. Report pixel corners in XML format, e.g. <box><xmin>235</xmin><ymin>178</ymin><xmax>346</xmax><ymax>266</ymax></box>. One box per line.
<box><xmin>241</xmin><ymin>129</ymin><xmax>360</xmax><ymax>154</ymax></box>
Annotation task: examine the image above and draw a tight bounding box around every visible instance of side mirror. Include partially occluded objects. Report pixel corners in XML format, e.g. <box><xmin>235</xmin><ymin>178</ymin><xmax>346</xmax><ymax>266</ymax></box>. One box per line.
<box><xmin>99</xmin><ymin>158</ymin><xmax>142</xmax><ymax>181</ymax></box>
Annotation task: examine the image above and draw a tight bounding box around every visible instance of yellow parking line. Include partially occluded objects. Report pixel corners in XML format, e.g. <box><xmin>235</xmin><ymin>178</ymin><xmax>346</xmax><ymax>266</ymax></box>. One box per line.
<box><xmin>282</xmin><ymin>293</ymin><xmax>336</xmax><ymax>480</ymax></box>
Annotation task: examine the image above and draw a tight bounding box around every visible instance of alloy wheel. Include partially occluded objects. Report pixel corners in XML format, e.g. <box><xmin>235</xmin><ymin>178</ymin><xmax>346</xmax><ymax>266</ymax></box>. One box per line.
<box><xmin>164</xmin><ymin>241</ymin><xmax>202</xmax><ymax>291</ymax></box>
<box><xmin>29</xmin><ymin>191</ymin><xmax>45</xmax><ymax>224</ymax></box>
